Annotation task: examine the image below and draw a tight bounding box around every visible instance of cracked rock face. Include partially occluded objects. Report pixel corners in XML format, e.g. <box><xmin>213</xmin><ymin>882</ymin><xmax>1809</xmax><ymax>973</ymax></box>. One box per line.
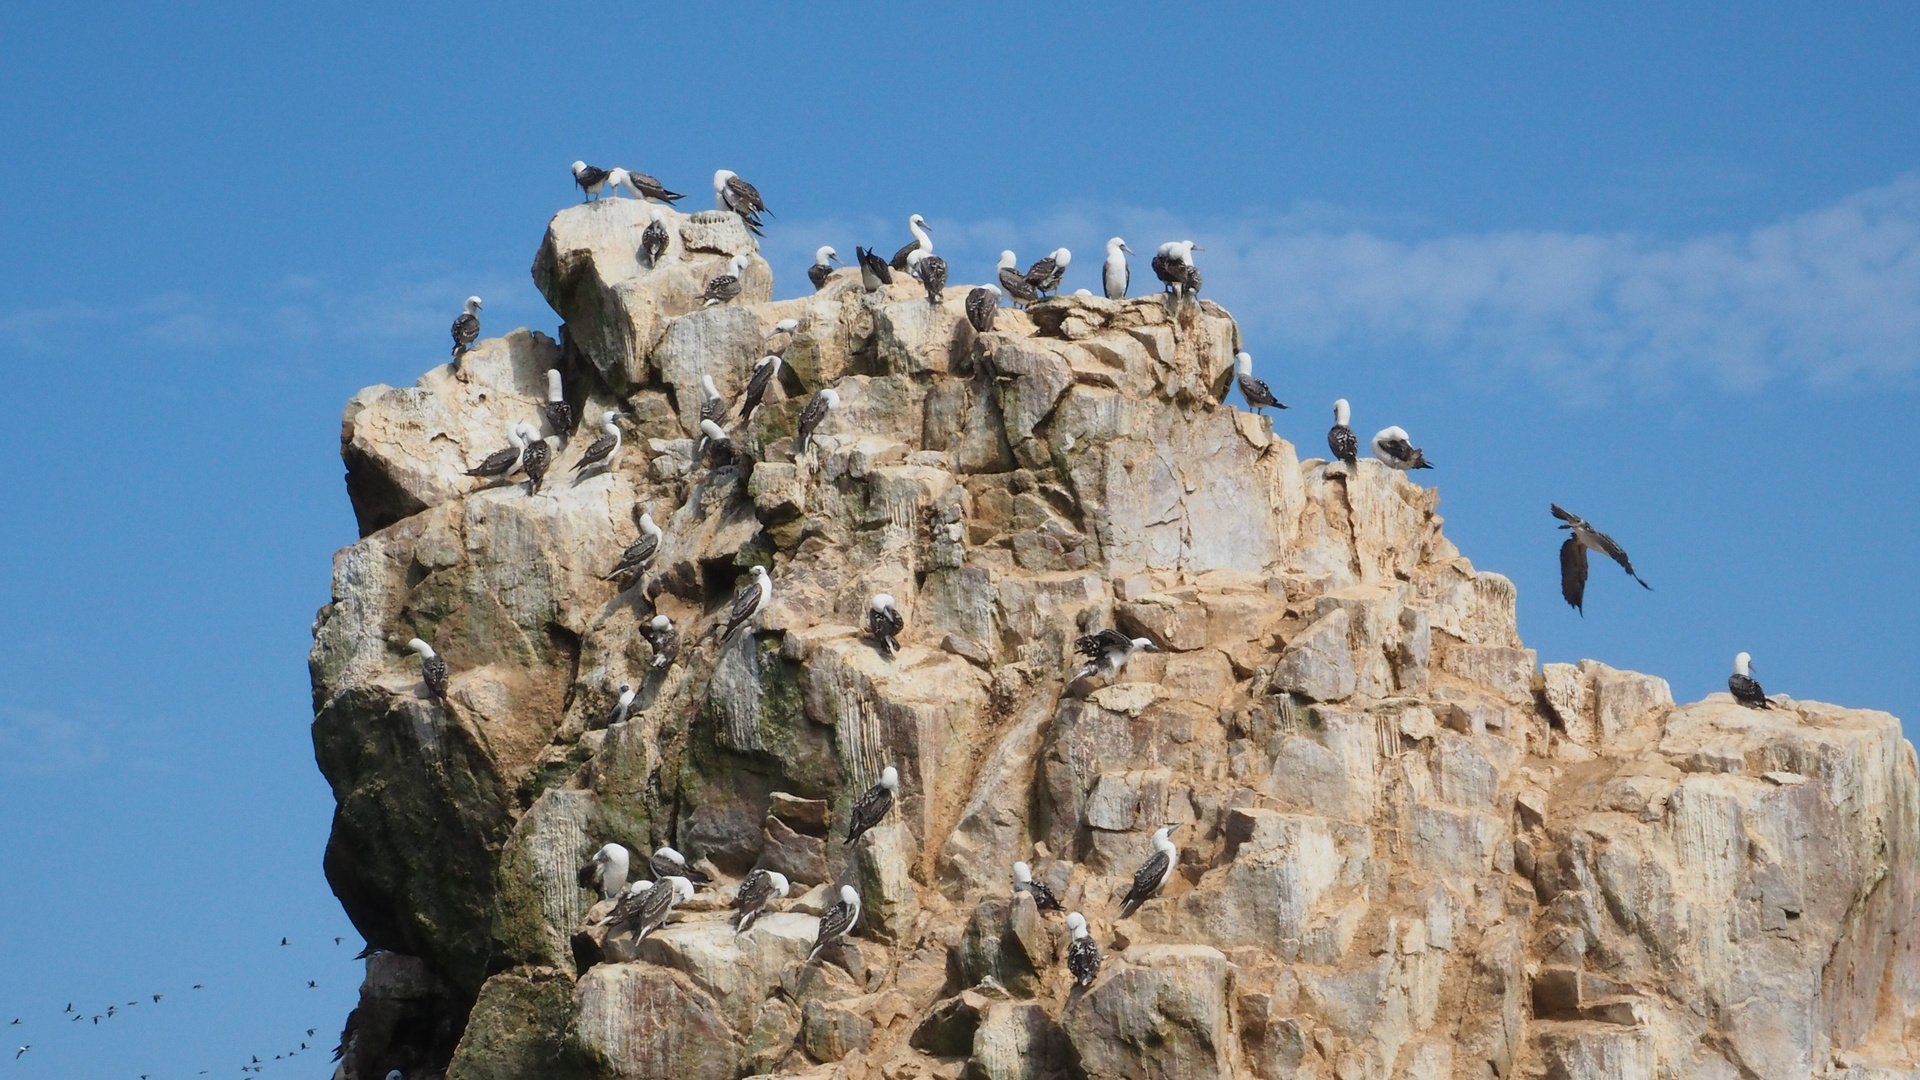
<box><xmin>312</xmin><ymin>203</ymin><xmax>1920</xmax><ymax>1080</ymax></box>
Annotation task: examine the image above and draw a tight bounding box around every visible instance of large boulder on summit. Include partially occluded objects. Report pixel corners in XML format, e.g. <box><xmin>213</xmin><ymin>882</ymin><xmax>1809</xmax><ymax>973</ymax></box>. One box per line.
<box><xmin>313</xmin><ymin>189</ymin><xmax>1920</xmax><ymax>1080</ymax></box>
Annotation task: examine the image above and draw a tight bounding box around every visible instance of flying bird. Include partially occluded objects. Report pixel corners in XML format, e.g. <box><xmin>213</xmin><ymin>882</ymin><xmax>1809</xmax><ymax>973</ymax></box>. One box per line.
<box><xmin>640</xmin><ymin>207</ymin><xmax>670</xmax><ymax>265</ymax></box>
<box><xmin>890</xmin><ymin>214</ymin><xmax>933</xmax><ymax>270</ymax></box>
<box><xmin>1072</xmin><ymin>629</ymin><xmax>1159</xmax><ymax>684</ymax></box>
<box><xmin>643</xmin><ymin>614</ymin><xmax>680</xmax><ymax>670</ymax></box>
<box><xmin>1118</xmin><ymin>824</ymin><xmax>1182</xmax><ymax>917</ymax></box>
<box><xmin>1025</xmin><ymin>248</ymin><xmax>1070</xmax><ymax>296</ymax></box>
<box><xmin>572</xmin><ymin>413</ymin><xmax>624</xmax><ymax>475</ymax></box>
<box><xmin>738</xmin><ymin>355</ymin><xmax>783</xmax><ymax>420</ymax></box>
<box><xmin>570</xmin><ymin>161</ymin><xmax>612</xmax><ymax>201</ymax></box>
<box><xmin>722</xmin><ymin>565</ymin><xmax>773</xmax><ymax>642</ymax></box>
<box><xmin>1370</xmin><ymin>426</ymin><xmax>1432</xmax><ymax>470</ymax></box>
<box><xmin>450</xmin><ymin>297</ymin><xmax>482</xmax><ymax>360</ymax></box>
<box><xmin>1327</xmin><ymin>400</ymin><xmax>1358</xmax><ymax>469</ymax></box>
<box><xmin>579</xmin><ymin>843</ymin><xmax>632</xmax><ymax>900</ymax></box>
<box><xmin>807</xmin><ymin>885</ymin><xmax>862</xmax><ymax>962</ymax></box>
<box><xmin>867</xmin><ymin>594</ymin><xmax>904</xmax><ymax>657</ymax></box>
<box><xmin>734</xmin><ymin>868</ymin><xmax>791</xmax><ymax>933</ymax></box>
<box><xmin>855</xmin><ymin>246</ymin><xmax>893</xmax><ymax>291</ymax></box>
<box><xmin>712</xmin><ymin>170</ymin><xmax>768</xmax><ymax>235</ymax></box>
<box><xmin>794</xmin><ymin>388</ymin><xmax>839</xmax><ymax>456</ymax></box>
<box><xmin>649</xmin><ymin>845</ymin><xmax>711</xmax><ymax>886</ymax></box>
<box><xmin>1012</xmin><ymin>861</ymin><xmax>1062</xmax><ymax>911</ymax></box>
<box><xmin>1234</xmin><ymin>352</ymin><xmax>1286</xmax><ymax>414</ymax></box>
<box><xmin>281</xmin><ymin>937</ymin><xmax>288</xmax><ymax>946</ymax></box>
<box><xmin>1103</xmin><ymin>237</ymin><xmax>1133</xmax><ymax>299</ymax></box>
<box><xmin>845</xmin><ymin>766</ymin><xmax>900</xmax><ymax>845</ymax></box>
<box><xmin>907</xmin><ymin>248</ymin><xmax>947</xmax><ymax>305</ymax></box>
<box><xmin>15</xmin><ymin>1047</ymin><xmax>28</xmax><ymax>1059</ymax></box>
<box><xmin>544</xmin><ymin>369</ymin><xmax>574</xmax><ymax>441</ymax></box>
<box><xmin>604</xmin><ymin>683</ymin><xmax>635</xmax><ymax>726</ymax></box>
<box><xmin>1065</xmin><ymin>912</ymin><xmax>1101</xmax><ymax>987</ymax></box>
<box><xmin>607</xmin><ymin>166</ymin><xmax>684</xmax><ymax>203</ymax></box>
<box><xmin>996</xmin><ymin>251</ymin><xmax>1040</xmax><ymax>306</ymax></box>
<box><xmin>702</xmin><ymin>255</ymin><xmax>750</xmax><ymax>307</ymax></box>
<box><xmin>605</xmin><ymin>511</ymin><xmax>664</xmax><ymax>583</ymax></box>
<box><xmin>516</xmin><ymin>423</ymin><xmax>553</xmax><ymax>494</ymax></box>
<box><xmin>966</xmin><ymin>285</ymin><xmax>1000</xmax><ymax>334</ymax></box>
<box><xmin>1730</xmin><ymin>652</ymin><xmax>1771</xmax><ymax>710</ymax></box>
<box><xmin>1551</xmin><ymin>505</ymin><xmax>1651</xmax><ymax>613</ymax></box>
<box><xmin>407</xmin><ymin>639</ymin><xmax>449</xmax><ymax>701</ymax></box>
<box><xmin>809</xmin><ymin>246</ymin><xmax>842</xmax><ymax>290</ymax></box>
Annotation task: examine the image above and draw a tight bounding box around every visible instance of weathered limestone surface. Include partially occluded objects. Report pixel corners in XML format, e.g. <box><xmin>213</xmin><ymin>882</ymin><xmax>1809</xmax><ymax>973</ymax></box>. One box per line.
<box><xmin>313</xmin><ymin>202</ymin><xmax>1920</xmax><ymax>1080</ymax></box>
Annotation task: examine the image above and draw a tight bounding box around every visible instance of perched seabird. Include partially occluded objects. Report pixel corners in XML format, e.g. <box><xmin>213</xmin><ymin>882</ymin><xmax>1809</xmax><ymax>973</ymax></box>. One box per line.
<box><xmin>794</xmin><ymin>387</ymin><xmax>839</xmax><ymax>455</ymax></box>
<box><xmin>576</xmin><ymin>843</ymin><xmax>630</xmax><ymax>900</ymax></box>
<box><xmin>700</xmin><ymin>374</ymin><xmax>729</xmax><ymax>428</ymax></box>
<box><xmin>450</xmin><ymin>297</ymin><xmax>482</xmax><ymax>360</ymax></box>
<box><xmin>702</xmin><ymin>254</ymin><xmax>749</xmax><ymax>306</ymax></box>
<box><xmin>1012</xmin><ymin>861</ymin><xmax>1062</xmax><ymax>911</ymax></box>
<box><xmin>1103</xmin><ymin>237</ymin><xmax>1134</xmax><ymax>299</ymax></box>
<box><xmin>1151</xmin><ymin>241</ymin><xmax>1202</xmax><ymax>297</ymax></box>
<box><xmin>1730</xmin><ymin>652</ymin><xmax>1771</xmax><ymax>710</ymax></box>
<box><xmin>644</xmin><ymin>614</ymin><xmax>679</xmax><ymax>670</ymax></box>
<box><xmin>808</xmin><ymin>885</ymin><xmax>862</xmax><ymax>962</ymax></box>
<box><xmin>650</xmin><ymin>845</ymin><xmax>712</xmax><ymax>886</ymax></box>
<box><xmin>809</xmin><ymin>246</ymin><xmax>842</xmax><ymax>290</ymax></box>
<box><xmin>966</xmin><ymin>284</ymin><xmax>1001</xmax><ymax>333</ymax></box>
<box><xmin>844</xmin><ymin>765</ymin><xmax>900</xmax><ymax>845</ymax></box>
<box><xmin>867</xmin><ymin>593</ymin><xmax>904</xmax><ymax>657</ymax></box>
<box><xmin>890</xmin><ymin>214</ymin><xmax>933</xmax><ymax>270</ymax></box>
<box><xmin>907</xmin><ymin>248</ymin><xmax>947</xmax><ymax>305</ymax></box>
<box><xmin>855</xmin><ymin>246</ymin><xmax>893</xmax><ymax>291</ymax></box>
<box><xmin>698</xmin><ymin>418</ymin><xmax>735</xmax><ymax>468</ymax></box>
<box><xmin>572</xmin><ymin>413</ymin><xmax>624</xmax><ymax>475</ymax></box>
<box><xmin>516</xmin><ymin>423</ymin><xmax>553</xmax><ymax>493</ymax></box>
<box><xmin>463</xmin><ymin>423</ymin><xmax>526</xmax><ymax>479</ymax></box>
<box><xmin>721</xmin><ymin>565</ymin><xmax>772</xmax><ymax>641</ymax></box>
<box><xmin>610</xmin><ymin>876</ymin><xmax>694</xmax><ymax>941</ymax></box>
<box><xmin>1370</xmin><ymin>426</ymin><xmax>1433</xmax><ymax>470</ymax></box>
<box><xmin>739</xmin><ymin>355</ymin><xmax>782</xmax><ymax>420</ymax></box>
<box><xmin>1551</xmin><ymin>504</ymin><xmax>1652</xmax><ymax>613</ymax></box>
<box><xmin>997</xmin><ymin>251</ymin><xmax>1041</xmax><ymax>306</ymax></box>
<box><xmin>571</xmin><ymin>161</ymin><xmax>612</xmax><ymax>201</ymax></box>
<box><xmin>1234</xmin><ymin>352</ymin><xmax>1286</xmax><ymax>415</ymax></box>
<box><xmin>545</xmin><ymin>369</ymin><xmax>574</xmax><ymax>441</ymax></box>
<box><xmin>1025</xmin><ymin>248</ymin><xmax>1070</xmax><ymax>296</ymax></box>
<box><xmin>607</xmin><ymin>166</ymin><xmax>684</xmax><ymax>203</ymax></box>
<box><xmin>1072</xmin><ymin>629</ymin><xmax>1159</xmax><ymax>683</ymax></box>
<box><xmin>712</xmin><ymin>169</ymin><xmax>768</xmax><ymax>235</ymax></box>
<box><xmin>606</xmin><ymin>511</ymin><xmax>664</xmax><ymax>582</ymax></box>
<box><xmin>1073</xmin><ymin>288</ymin><xmax>1093</xmax><ymax>296</ymax></box>
<box><xmin>604</xmin><ymin>683</ymin><xmax>635</xmax><ymax>726</ymax></box>
<box><xmin>1065</xmin><ymin>912</ymin><xmax>1101</xmax><ymax>987</ymax></box>
<box><xmin>734</xmin><ymin>868</ymin><xmax>791</xmax><ymax>933</ymax></box>
<box><xmin>640</xmin><ymin>207</ymin><xmax>670</xmax><ymax>265</ymax></box>
<box><xmin>1327</xmin><ymin>400</ymin><xmax>1358</xmax><ymax>469</ymax></box>
<box><xmin>407</xmin><ymin>638</ymin><xmax>449</xmax><ymax>701</ymax></box>
<box><xmin>1118</xmin><ymin>823</ymin><xmax>1181</xmax><ymax>917</ymax></box>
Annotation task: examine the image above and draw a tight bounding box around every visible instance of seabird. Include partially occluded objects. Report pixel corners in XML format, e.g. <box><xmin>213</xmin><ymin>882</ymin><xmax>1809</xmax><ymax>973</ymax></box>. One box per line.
<box><xmin>605</xmin><ymin>511</ymin><xmax>664</xmax><ymax>582</ymax></box>
<box><xmin>734</xmin><ymin>868</ymin><xmax>791</xmax><ymax>933</ymax></box>
<box><xmin>809</xmin><ymin>246</ymin><xmax>842</xmax><ymax>290</ymax></box>
<box><xmin>1552</xmin><ymin>504</ymin><xmax>1652</xmax><ymax>613</ymax></box>
<box><xmin>450</xmin><ymin>296</ymin><xmax>482</xmax><ymax>360</ymax></box>
<box><xmin>1234</xmin><ymin>352</ymin><xmax>1286</xmax><ymax>414</ymax></box>
<box><xmin>698</xmin><ymin>418</ymin><xmax>735</xmax><ymax>468</ymax></box>
<box><xmin>572</xmin><ymin>413</ymin><xmax>624</xmax><ymax>475</ymax></box>
<box><xmin>700</xmin><ymin>374</ymin><xmax>729</xmax><ymax>429</ymax></box>
<box><xmin>807</xmin><ymin>885</ymin><xmax>862</xmax><ymax>962</ymax></box>
<box><xmin>516</xmin><ymin>422</ymin><xmax>553</xmax><ymax>493</ymax></box>
<box><xmin>576</xmin><ymin>843</ymin><xmax>630</xmax><ymax>900</ymax></box>
<box><xmin>15</xmin><ymin>1047</ymin><xmax>28</xmax><ymax>1060</ymax></box>
<box><xmin>890</xmin><ymin>214</ymin><xmax>933</xmax><ymax>270</ymax></box>
<box><xmin>712</xmin><ymin>170</ymin><xmax>768</xmax><ymax>235</ymax></box>
<box><xmin>1012</xmin><ymin>861</ymin><xmax>1062</xmax><ymax>911</ymax></box>
<box><xmin>721</xmin><ymin>565</ymin><xmax>772</xmax><ymax>642</ymax></box>
<box><xmin>1073</xmin><ymin>288</ymin><xmax>1093</xmax><ymax>297</ymax></box>
<box><xmin>463</xmin><ymin>423</ymin><xmax>526</xmax><ymax>479</ymax></box>
<box><xmin>765</xmin><ymin>317</ymin><xmax>801</xmax><ymax>356</ymax></box>
<box><xmin>544</xmin><ymin>369</ymin><xmax>574</xmax><ymax>441</ymax></box>
<box><xmin>609</xmin><ymin>876</ymin><xmax>694</xmax><ymax>941</ymax></box>
<box><xmin>907</xmin><ymin>248</ymin><xmax>947</xmax><ymax>305</ymax></box>
<box><xmin>1118</xmin><ymin>823</ymin><xmax>1181</xmax><ymax>917</ymax></box>
<box><xmin>1327</xmin><ymin>399</ymin><xmax>1358</xmax><ymax>469</ymax></box>
<box><xmin>855</xmin><ymin>246</ymin><xmax>893</xmax><ymax>291</ymax></box>
<box><xmin>966</xmin><ymin>284</ymin><xmax>1000</xmax><ymax>333</ymax></box>
<box><xmin>1103</xmin><ymin>237</ymin><xmax>1133</xmax><ymax>299</ymax></box>
<box><xmin>844</xmin><ymin>765</ymin><xmax>899</xmax><ymax>845</ymax></box>
<box><xmin>997</xmin><ymin>251</ymin><xmax>1041</xmax><ymax>306</ymax></box>
<box><xmin>867</xmin><ymin>593</ymin><xmax>904</xmax><ymax>657</ymax></box>
<box><xmin>643</xmin><ymin>614</ymin><xmax>680</xmax><ymax>669</ymax></box>
<box><xmin>1072</xmin><ymin>629</ymin><xmax>1159</xmax><ymax>683</ymax></box>
<box><xmin>571</xmin><ymin>161</ymin><xmax>612</xmax><ymax>201</ymax></box>
<box><xmin>702</xmin><ymin>255</ymin><xmax>749</xmax><ymax>306</ymax></box>
<box><xmin>1066</xmin><ymin>912</ymin><xmax>1101</xmax><ymax>987</ymax></box>
<box><xmin>794</xmin><ymin>387</ymin><xmax>839</xmax><ymax>456</ymax></box>
<box><xmin>1730</xmin><ymin>652</ymin><xmax>1771</xmax><ymax>709</ymax></box>
<box><xmin>649</xmin><ymin>845</ymin><xmax>712</xmax><ymax>886</ymax></box>
<box><xmin>604</xmin><ymin>683</ymin><xmax>635</xmax><ymax>726</ymax></box>
<box><xmin>640</xmin><ymin>207</ymin><xmax>670</xmax><ymax>266</ymax></box>
<box><xmin>1025</xmin><ymin>248</ymin><xmax>1070</xmax><ymax>296</ymax></box>
<box><xmin>1370</xmin><ymin>426</ymin><xmax>1433</xmax><ymax>470</ymax></box>
<box><xmin>406</xmin><ymin>639</ymin><xmax>448</xmax><ymax>701</ymax></box>
<box><xmin>607</xmin><ymin>166</ymin><xmax>684</xmax><ymax>203</ymax></box>
<box><xmin>739</xmin><ymin>355</ymin><xmax>782</xmax><ymax>420</ymax></box>
<box><xmin>1151</xmin><ymin>241</ymin><xmax>1202</xmax><ymax>297</ymax></box>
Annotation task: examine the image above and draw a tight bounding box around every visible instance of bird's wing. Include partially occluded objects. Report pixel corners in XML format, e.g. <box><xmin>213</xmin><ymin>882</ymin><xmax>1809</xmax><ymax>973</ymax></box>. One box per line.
<box><xmin>466</xmin><ymin>447</ymin><xmax>518</xmax><ymax>476</ymax></box>
<box><xmin>1078</xmin><ymin>629</ymin><xmax>1132</xmax><ymax>658</ymax></box>
<box><xmin>846</xmin><ymin>784</ymin><xmax>893</xmax><ymax>841</ymax></box>
<box><xmin>966</xmin><ymin>288</ymin><xmax>993</xmax><ymax>329</ymax></box>
<box><xmin>881</xmin><ymin>608</ymin><xmax>905</xmax><ymax>637</ymax></box>
<box><xmin>1589</xmin><ymin>529</ymin><xmax>1649</xmax><ymax>586</ymax></box>
<box><xmin>1549</xmin><ymin>504</ymin><xmax>1581</xmax><ymax>527</ymax></box>
<box><xmin>728</xmin><ymin>175</ymin><xmax>765</xmax><ymax>212</ymax></box>
<box><xmin>815</xmin><ymin>900</ymin><xmax>855</xmax><ymax>945</ymax></box>
<box><xmin>1024</xmin><ymin>255</ymin><xmax>1058</xmax><ymax>284</ymax></box>
<box><xmin>574</xmin><ymin>434</ymin><xmax>616</xmax><ymax>469</ymax></box>
<box><xmin>797</xmin><ymin>394</ymin><xmax>829</xmax><ymax>434</ymax></box>
<box><xmin>576</xmin><ymin>859</ymin><xmax>601</xmax><ymax>889</ymax></box>
<box><xmin>737</xmin><ymin>870</ymin><xmax>770</xmax><ymax>911</ymax></box>
<box><xmin>742</xmin><ymin>364</ymin><xmax>775</xmax><ymax>410</ymax></box>
<box><xmin>1124</xmin><ymin>850</ymin><xmax>1171</xmax><ymax>906</ymax></box>
<box><xmin>1329</xmin><ymin>427</ymin><xmax>1358</xmax><ymax>462</ymax></box>
<box><xmin>1027</xmin><ymin>880</ymin><xmax>1062</xmax><ymax>910</ymax></box>
<box><xmin>618</xmin><ymin>533</ymin><xmax>658</xmax><ymax>569</ymax></box>
<box><xmin>1376</xmin><ymin>437</ymin><xmax>1416</xmax><ymax>460</ymax></box>
<box><xmin>728</xmin><ymin>578</ymin><xmax>764</xmax><ymax>625</ymax></box>
<box><xmin>1559</xmin><ymin>535</ymin><xmax>1588</xmax><ymax>613</ymax></box>
<box><xmin>1069</xmin><ymin>936</ymin><xmax>1100</xmax><ymax>982</ymax></box>
<box><xmin>890</xmin><ymin>240</ymin><xmax>918</xmax><ymax>270</ymax></box>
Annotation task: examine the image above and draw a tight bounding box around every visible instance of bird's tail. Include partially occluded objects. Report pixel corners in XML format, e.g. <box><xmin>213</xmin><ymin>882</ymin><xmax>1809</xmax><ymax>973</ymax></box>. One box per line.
<box><xmin>1634</xmin><ymin>576</ymin><xmax>1652</xmax><ymax>590</ymax></box>
<box><xmin>661</xmin><ymin>190</ymin><xmax>685</xmax><ymax>203</ymax></box>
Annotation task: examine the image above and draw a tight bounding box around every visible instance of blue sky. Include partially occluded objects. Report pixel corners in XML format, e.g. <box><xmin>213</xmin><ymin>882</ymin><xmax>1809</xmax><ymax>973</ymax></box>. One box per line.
<box><xmin>3</xmin><ymin>3</ymin><xmax>1918</xmax><ymax>1075</ymax></box>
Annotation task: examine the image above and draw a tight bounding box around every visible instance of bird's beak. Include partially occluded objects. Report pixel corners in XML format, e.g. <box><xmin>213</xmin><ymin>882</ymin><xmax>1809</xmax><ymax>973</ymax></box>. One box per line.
<box><xmin>1191</xmin><ymin>246</ymin><xmax>1205</xmax><ymax>252</ymax></box>
<box><xmin>1122</xmin><ymin>244</ymin><xmax>1134</xmax><ymax>254</ymax></box>
<box><xmin>830</xmin><ymin>253</ymin><xmax>843</xmax><ymax>264</ymax></box>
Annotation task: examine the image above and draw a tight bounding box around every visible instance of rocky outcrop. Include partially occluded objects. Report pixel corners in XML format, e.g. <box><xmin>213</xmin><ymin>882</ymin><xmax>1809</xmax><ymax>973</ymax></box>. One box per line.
<box><xmin>312</xmin><ymin>199</ymin><xmax>1920</xmax><ymax>1080</ymax></box>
